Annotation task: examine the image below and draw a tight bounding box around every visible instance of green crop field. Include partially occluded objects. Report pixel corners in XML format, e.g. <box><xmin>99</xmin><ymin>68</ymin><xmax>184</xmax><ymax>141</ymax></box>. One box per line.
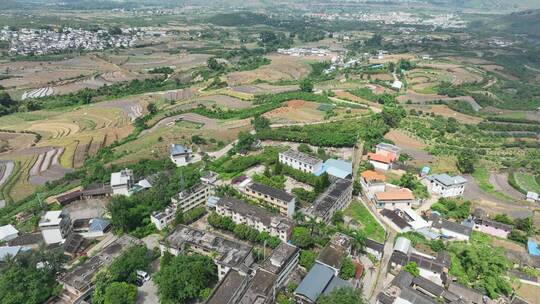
<box><xmin>514</xmin><ymin>172</ymin><xmax>540</xmax><ymax>193</ymax></box>
<box><xmin>344</xmin><ymin>201</ymin><xmax>386</xmax><ymax>242</ymax></box>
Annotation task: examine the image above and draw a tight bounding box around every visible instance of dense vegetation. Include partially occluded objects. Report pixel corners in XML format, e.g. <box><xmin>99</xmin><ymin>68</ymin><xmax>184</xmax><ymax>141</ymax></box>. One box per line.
<box><xmin>154</xmin><ymin>253</ymin><xmax>217</xmax><ymax>304</ymax></box>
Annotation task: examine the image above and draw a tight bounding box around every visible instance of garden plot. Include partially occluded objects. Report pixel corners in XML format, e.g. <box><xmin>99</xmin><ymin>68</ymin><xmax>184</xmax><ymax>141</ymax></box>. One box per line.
<box><xmin>478</xmin><ymin>65</ymin><xmax>519</xmax><ymax>81</ymax></box>
<box><xmin>418</xmin><ymin>63</ymin><xmax>484</xmax><ymax>85</ymax></box>
<box><xmin>0</xmin><ymin>161</ymin><xmax>14</xmax><ymax>187</ymax></box>
<box><xmin>192</xmin><ymin>95</ymin><xmax>251</xmax><ymax>109</ymax></box>
<box><xmin>87</xmin><ymin>136</ymin><xmax>105</xmax><ymax>156</ymax></box>
<box><xmin>158</xmin><ymin>87</ymin><xmax>198</xmax><ymax>102</ymax></box>
<box><xmin>53</xmin><ymin>71</ymin><xmax>135</xmax><ymax>95</ymax></box>
<box><xmin>226</xmin><ymin>55</ymin><xmax>312</xmax><ymax>86</ymax></box>
<box><xmin>231</xmin><ymin>84</ymin><xmax>298</xmax><ymax>95</ymax></box>
<box><xmin>21</xmin><ymin>87</ymin><xmax>55</xmax><ymax>100</ymax></box>
<box><xmin>398</xmin><ymin>91</ymin><xmax>482</xmax><ymax>111</ymax></box>
<box><xmin>513</xmin><ymin>172</ymin><xmax>540</xmax><ymax>193</ymax></box>
<box><xmin>0</xmin><ymin>55</ymin><xmax>115</xmax><ymax>90</ymax></box>
<box><xmin>120</xmin><ymin>52</ymin><xmax>211</xmax><ymax>72</ymax></box>
<box><xmin>384</xmin><ymin>129</ymin><xmax>433</xmax><ymax>166</ymax></box>
<box><xmin>73</xmin><ymin>138</ymin><xmax>92</xmax><ymax>168</ymax></box>
<box><xmin>98</xmin><ymin>97</ymin><xmax>145</xmax><ymax>120</ymax></box>
<box><xmin>405</xmin><ymin>104</ymin><xmax>483</xmax><ymax>124</ymax></box>
<box><xmin>28</xmin><ymin>147</ymin><xmax>73</xmax><ymax>185</ymax></box>
<box><xmin>0</xmin><ymin>132</ymin><xmax>36</xmax><ymax>152</ymax></box>
<box><xmin>27</xmin><ymin>122</ymin><xmax>80</xmax><ymax>139</ymax></box>
<box><xmin>263</xmin><ymin>100</ymin><xmax>325</xmax><ymax>124</ymax></box>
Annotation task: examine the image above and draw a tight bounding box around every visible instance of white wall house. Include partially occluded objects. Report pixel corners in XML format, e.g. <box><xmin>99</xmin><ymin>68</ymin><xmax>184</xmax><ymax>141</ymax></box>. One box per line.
<box><xmin>39</xmin><ymin>210</ymin><xmax>71</xmax><ymax>244</ymax></box>
<box><xmin>0</xmin><ymin>225</ymin><xmax>19</xmax><ymax>242</ymax></box>
<box><xmin>216</xmin><ymin>197</ymin><xmax>294</xmax><ymax>242</ymax></box>
<box><xmin>279</xmin><ymin>150</ymin><xmax>323</xmax><ymax>174</ymax></box>
<box><xmin>110</xmin><ymin>168</ymin><xmax>134</xmax><ymax>196</ymax></box>
<box><xmin>151</xmin><ymin>183</ymin><xmax>213</xmax><ymax>230</ymax></box>
<box><xmin>368</xmin><ymin>152</ymin><xmax>392</xmax><ymax>171</ymax></box>
<box><xmin>426</xmin><ymin>174</ymin><xmax>466</xmax><ymax>198</ymax></box>
<box><xmin>170</xmin><ymin>144</ymin><xmax>192</xmax><ymax>167</ymax></box>
<box><xmin>360</xmin><ymin>170</ymin><xmax>387</xmax><ymax>200</ymax></box>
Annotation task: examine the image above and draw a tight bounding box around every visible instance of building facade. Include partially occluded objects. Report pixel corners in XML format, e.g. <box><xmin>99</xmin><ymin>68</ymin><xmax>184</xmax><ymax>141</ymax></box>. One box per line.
<box><xmin>425</xmin><ymin>174</ymin><xmax>466</xmax><ymax>198</ymax></box>
<box><xmin>244</xmin><ymin>182</ymin><xmax>296</xmax><ymax>218</ymax></box>
<box><xmin>110</xmin><ymin>168</ymin><xmax>134</xmax><ymax>196</ymax></box>
<box><xmin>216</xmin><ymin>197</ymin><xmax>294</xmax><ymax>242</ymax></box>
<box><xmin>279</xmin><ymin>150</ymin><xmax>323</xmax><ymax>174</ymax></box>
<box><xmin>151</xmin><ymin>183</ymin><xmax>213</xmax><ymax>230</ymax></box>
<box><xmin>374</xmin><ymin>188</ymin><xmax>416</xmax><ymax>209</ymax></box>
<box><xmin>39</xmin><ymin>210</ymin><xmax>71</xmax><ymax>244</ymax></box>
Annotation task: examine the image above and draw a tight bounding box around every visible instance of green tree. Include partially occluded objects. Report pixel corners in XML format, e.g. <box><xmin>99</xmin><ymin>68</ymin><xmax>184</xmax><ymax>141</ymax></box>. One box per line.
<box><xmin>251</xmin><ymin>115</ymin><xmax>271</xmax><ymax>132</ymax></box>
<box><xmin>298</xmin><ymin>143</ymin><xmax>312</xmax><ymax>154</ymax></box>
<box><xmin>381</xmin><ymin>104</ymin><xmax>406</xmax><ymax>128</ymax></box>
<box><xmin>291</xmin><ymin>227</ymin><xmax>314</xmax><ymax>248</ymax></box>
<box><xmin>299</xmin><ymin>250</ymin><xmax>316</xmax><ymax>269</ymax></box>
<box><xmin>207</xmin><ymin>57</ymin><xmax>224</xmax><ymax>72</ymax></box>
<box><xmin>235</xmin><ymin>131</ymin><xmax>256</xmax><ymax>153</ymax></box>
<box><xmin>339</xmin><ymin>257</ymin><xmax>356</xmax><ymax>280</ymax></box>
<box><xmin>147</xmin><ymin>102</ymin><xmax>158</xmax><ymax>115</ymax></box>
<box><xmin>104</xmin><ymin>282</ymin><xmax>137</xmax><ymax>304</ymax></box>
<box><xmin>317</xmin><ymin>286</ymin><xmax>364</xmax><ymax>304</ymax></box>
<box><xmin>332</xmin><ymin>211</ymin><xmax>345</xmax><ymax>225</ymax></box>
<box><xmin>154</xmin><ymin>254</ymin><xmax>217</xmax><ymax>304</ymax></box>
<box><xmin>457</xmin><ymin>149</ymin><xmax>476</xmax><ymax>173</ymax></box>
<box><xmin>108</xmin><ymin>245</ymin><xmax>152</xmax><ymax>284</ymax></box>
<box><xmin>514</xmin><ymin>217</ymin><xmax>534</xmax><ymax>235</ymax></box>
<box><xmin>403</xmin><ymin>262</ymin><xmax>420</xmax><ymax>277</ymax></box>
<box><xmin>300</xmin><ymin>78</ymin><xmax>314</xmax><ymax>93</ymax></box>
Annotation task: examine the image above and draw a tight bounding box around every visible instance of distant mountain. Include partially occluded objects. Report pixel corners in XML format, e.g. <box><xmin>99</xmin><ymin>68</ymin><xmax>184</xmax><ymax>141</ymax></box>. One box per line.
<box><xmin>426</xmin><ymin>0</ymin><xmax>540</xmax><ymax>11</ymax></box>
<box><xmin>484</xmin><ymin>9</ymin><xmax>540</xmax><ymax>39</ymax></box>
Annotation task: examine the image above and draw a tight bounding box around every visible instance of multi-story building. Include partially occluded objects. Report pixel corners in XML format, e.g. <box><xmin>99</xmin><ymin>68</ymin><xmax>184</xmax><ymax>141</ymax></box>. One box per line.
<box><xmin>425</xmin><ymin>174</ymin><xmax>467</xmax><ymax>198</ymax></box>
<box><xmin>110</xmin><ymin>168</ymin><xmax>134</xmax><ymax>196</ymax></box>
<box><xmin>206</xmin><ymin>243</ymin><xmax>300</xmax><ymax>304</ymax></box>
<box><xmin>375</xmin><ymin>143</ymin><xmax>401</xmax><ymax>162</ymax></box>
<box><xmin>360</xmin><ymin>170</ymin><xmax>387</xmax><ymax>200</ymax></box>
<box><xmin>244</xmin><ymin>182</ymin><xmax>296</xmax><ymax>218</ymax></box>
<box><xmin>160</xmin><ymin>225</ymin><xmax>254</xmax><ymax>281</ymax></box>
<box><xmin>278</xmin><ymin>150</ymin><xmax>323</xmax><ymax>174</ymax></box>
<box><xmin>151</xmin><ymin>182</ymin><xmax>213</xmax><ymax>230</ymax></box>
<box><xmin>304</xmin><ymin>179</ymin><xmax>353</xmax><ymax>224</ymax></box>
<box><xmin>39</xmin><ymin>210</ymin><xmax>71</xmax><ymax>244</ymax></box>
<box><xmin>216</xmin><ymin>197</ymin><xmax>294</xmax><ymax>242</ymax></box>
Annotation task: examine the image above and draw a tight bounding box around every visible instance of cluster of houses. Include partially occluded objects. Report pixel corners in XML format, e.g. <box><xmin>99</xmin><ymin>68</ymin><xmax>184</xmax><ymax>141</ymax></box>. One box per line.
<box><xmin>276</xmin><ymin>47</ymin><xmax>332</xmax><ymax>57</ymax></box>
<box><xmin>1</xmin><ymin>26</ymin><xmax>137</xmax><ymax>56</ymax></box>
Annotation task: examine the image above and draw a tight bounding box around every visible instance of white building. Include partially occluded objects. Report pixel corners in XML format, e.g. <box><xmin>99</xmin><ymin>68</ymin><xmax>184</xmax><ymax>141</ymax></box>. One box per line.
<box><xmin>170</xmin><ymin>144</ymin><xmax>192</xmax><ymax>167</ymax></box>
<box><xmin>368</xmin><ymin>152</ymin><xmax>393</xmax><ymax>171</ymax></box>
<box><xmin>0</xmin><ymin>224</ymin><xmax>19</xmax><ymax>242</ymax></box>
<box><xmin>431</xmin><ymin>215</ymin><xmax>471</xmax><ymax>242</ymax></box>
<box><xmin>425</xmin><ymin>174</ymin><xmax>466</xmax><ymax>198</ymax></box>
<box><xmin>374</xmin><ymin>187</ymin><xmax>416</xmax><ymax>209</ymax></box>
<box><xmin>110</xmin><ymin>168</ymin><xmax>134</xmax><ymax>196</ymax></box>
<box><xmin>278</xmin><ymin>150</ymin><xmax>323</xmax><ymax>174</ymax></box>
<box><xmin>39</xmin><ymin>210</ymin><xmax>71</xmax><ymax>244</ymax></box>
<box><xmin>360</xmin><ymin>170</ymin><xmax>387</xmax><ymax>200</ymax></box>
<box><xmin>216</xmin><ymin>197</ymin><xmax>294</xmax><ymax>242</ymax></box>
<box><xmin>151</xmin><ymin>183</ymin><xmax>213</xmax><ymax>230</ymax></box>
<box><xmin>526</xmin><ymin>191</ymin><xmax>539</xmax><ymax>203</ymax></box>
<box><xmin>244</xmin><ymin>182</ymin><xmax>296</xmax><ymax>218</ymax></box>
<box><xmin>391</xmin><ymin>80</ymin><xmax>403</xmax><ymax>90</ymax></box>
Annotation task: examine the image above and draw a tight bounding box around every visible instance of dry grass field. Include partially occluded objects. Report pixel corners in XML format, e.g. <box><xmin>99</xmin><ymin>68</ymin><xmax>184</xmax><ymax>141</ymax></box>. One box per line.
<box><xmin>226</xmin><ymin>55</ymin><xmax>313</xmax><ymax>86</ymax></box>
<box><xmin>263</xmin><ymin>100</ymin><xmax>325</xmax><ymax>124</ymax></box>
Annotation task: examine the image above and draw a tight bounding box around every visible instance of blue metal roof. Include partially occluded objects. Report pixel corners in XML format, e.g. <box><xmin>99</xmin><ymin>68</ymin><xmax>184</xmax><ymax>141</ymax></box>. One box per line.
<box><xmin>528</xmin><ymin>239</ymin><xmax>540</xmax><ymax>256</ymax></box>
<box><xmin>315</xmin><ymin>159</ymin><xmax>352</xmax><ymax>179</ymax></box>
<box><xmin>294</xmin><ymin>262</ymin><xmax>334</xmax><ymax>302</ymax></box>
<box><xmin>322</xmin><ymin>276</ymin><xmax>351</xmax><ymax>296</ymax></box>
<box><xmin>0</xmin><ymin>246</ymin><xmax>29</xmax><ymax>261</ymax></box>
<box><xmin>89</xmin><ymin>218</ymin><xmax>110</xmax><ymax>232</ymax></box>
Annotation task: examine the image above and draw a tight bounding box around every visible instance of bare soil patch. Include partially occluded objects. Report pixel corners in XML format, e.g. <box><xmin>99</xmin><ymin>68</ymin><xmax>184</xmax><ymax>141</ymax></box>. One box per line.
<box><xmin>405</xmin><ymin>104</ymin><xmax>483</xmax><ymax>124</ymax></box>
<box><xmin>231</xmin><ymin>84</ymin><xmax>298</xmax><ymax>94</ymax></box>
<box><xmin>193</xmin><ymin>95</ymin><xmax>251</xmax><ymax>109</ymax></box>
<box><xmin>263</xmin><ymin>100</ymin><xmax>323</xmax><ymax>124</ymax></box>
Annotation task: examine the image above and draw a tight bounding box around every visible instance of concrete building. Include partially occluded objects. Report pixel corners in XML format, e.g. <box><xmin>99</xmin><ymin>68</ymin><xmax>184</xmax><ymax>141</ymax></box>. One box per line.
<box><xmin>526</xmin><ymin>191</ymin><xmax>539</xmax><ymax>203</ymax></box>
<box><xmin>59</xmin><ymin>235</ymin><xmax>142</xmax><ymax>301</ymax></box>
<box><xmin>71</xmin><ymin>218</ymin><xmax>111</xmax><ymax>239</ymax></box>
<box><xmin>0</xmin><ymin>224</ymin><xmax>19</xmax><ymax>242</ymax></box>
<box><xmin>368</xmin><ymin>152</ymin><xmax>393</xmax><ymax>171</ymax></box>
<box><xmin>160</xmin><ymin>225</ymin><xmax>254</xmax><ymax>281</ymax></box>
<box><xmin>365</xmin><ymin>238</ymin><xmax>384</xmax><ymax>261</ymax></box>
<box><xmin>304</xmin><ymin>179</ymin><xmax>353</xmax><ymax>224</ymax></box>
<box><xmin>0</xmin><ymin>245</ymin><xmax>31</xmax><ymax>262</ymax></box>
<box><xmin>279</xmin><ymin>150</ymin><xmax>323</xmax><ymax>174</ymax></box>
<box><xmin>170</xmin><ymin>144</ymin><xmax>193</xmax><ymax>167</ymax></box>
<box><xmin>39</xmin><ymin>210</ymin><xmax>71</xmax><ymax>244</ymax></box>
<box><xmin>431</xmin><ymin>215</ymin><xmax>472</xmax><ymax>242</ymax></box>
<box><xmin>360</xmin><ymin>170</ymin><xmax>387</xmax><ymax>200</ymax></box>
<box><xmin>375</xmin><ymin>143</ymin><xmax>401</xmax><ymax>162</ymax></box>
<box><xmin>110</xmin><ymin>168</ymin><xmax>134</xmax><ymax>196</ymax></box>
<box><xmin>206</xmin><ymin>243</ymin><xmax>300</xmax><ymax>304</ymax></box>
<box><xmin>316</xmin><ymin>233</ymin><xmax>352</xmax><ymax>275</ymax></box>
<box><xmin>374</xmin><ymin>188</ymin><xmax>416</xmax><ymax>209</ymax></box>
<box><xmin>216</xmin><ymin>197</ymin><xmax>294</xmax><ymax>242</ymax></box>
<box><xmin>244</xmin><ymin>182</ymin><xmax>295</xmax><ymax>218</ymax></box>
<box><xmin>294</xmin><ymin>262</ymin><xmax>351</xmax><ymax>303</ymax></box>
<box><xmin>151</xmin><ymin>182</ymin><xmax>213</xmax><ymax>230</ymax></box>
<box><xmin>425</xmin><ymin>174</ymin><xmax>466</xmax><ymax>198</ymax></box>
<box><xmin>389</xmin><ymin>237</ymin><xmax>450</xmax><ymax>285</ymax></box>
